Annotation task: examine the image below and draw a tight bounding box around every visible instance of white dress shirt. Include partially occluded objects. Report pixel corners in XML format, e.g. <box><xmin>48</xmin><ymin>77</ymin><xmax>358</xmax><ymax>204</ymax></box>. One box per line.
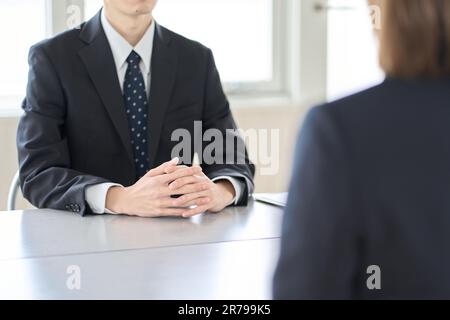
<box><xmin>85</xmin><ymin>10</ymin><xmax>243</xmax><ymax>214</ymax></box>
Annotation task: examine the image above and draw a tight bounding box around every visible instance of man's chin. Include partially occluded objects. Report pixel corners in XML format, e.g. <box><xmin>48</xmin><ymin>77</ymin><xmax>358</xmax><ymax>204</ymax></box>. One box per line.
<box><xmin>130</xmin><ymin>6</ymin><xmax>153</xmax><ymax>15</ymax></box>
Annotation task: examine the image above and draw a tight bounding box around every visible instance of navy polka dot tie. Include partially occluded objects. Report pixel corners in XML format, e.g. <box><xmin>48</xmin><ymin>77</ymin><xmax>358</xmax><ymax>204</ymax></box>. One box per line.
<box><xmin>123</xmin><ymin>51</ymin><xmax>150</xmax><ymax>180</ymax></box>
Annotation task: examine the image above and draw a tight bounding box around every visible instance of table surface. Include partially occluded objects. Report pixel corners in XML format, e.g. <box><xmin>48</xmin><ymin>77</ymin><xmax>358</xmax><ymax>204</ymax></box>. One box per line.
<box><xmin>0</xmin><ymin>198</ymin><xmax>284</xmax><ymax>299</ymax></box>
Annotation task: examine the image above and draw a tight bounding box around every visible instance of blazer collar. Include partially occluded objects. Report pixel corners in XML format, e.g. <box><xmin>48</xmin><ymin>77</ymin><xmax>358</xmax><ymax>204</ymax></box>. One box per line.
<box><xmin>78</xmin><ymin>10</ymin><xmax>178</xmax><ymax>175</ymax></box>
<box><xmin>79</xmin><ymin>9</ymin><xmax>172</xmax><ymax>46</ymax></box>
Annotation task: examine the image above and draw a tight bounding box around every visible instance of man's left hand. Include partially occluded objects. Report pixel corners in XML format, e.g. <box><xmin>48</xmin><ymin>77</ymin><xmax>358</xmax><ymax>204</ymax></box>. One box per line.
<box><xmin>165</xmin><ymin>165</ymin><xmax>236</xmax><ymax>218</ymax></box>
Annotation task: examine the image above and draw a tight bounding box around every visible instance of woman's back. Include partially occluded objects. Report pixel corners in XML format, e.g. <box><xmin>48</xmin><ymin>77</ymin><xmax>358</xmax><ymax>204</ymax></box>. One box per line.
<box><xmin>274</xmin><ymin>0</ymin><xmax>450</xmax><ymax>299</ymax></box>
<box><xmin>274</xmin><ymin>78</ymin><xmax>450</xmax><ymax>299</ymax></box>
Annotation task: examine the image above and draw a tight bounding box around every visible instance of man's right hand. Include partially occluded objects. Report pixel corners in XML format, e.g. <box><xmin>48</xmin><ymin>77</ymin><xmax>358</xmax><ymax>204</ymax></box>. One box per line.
<box><xmin>105</xmin><ymin>158</ymin><xmax>212</xmax><ymax>217</ymax></box>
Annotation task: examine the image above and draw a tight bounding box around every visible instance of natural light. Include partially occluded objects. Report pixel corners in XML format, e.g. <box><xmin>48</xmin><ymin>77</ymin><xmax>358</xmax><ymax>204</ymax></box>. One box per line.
<box><xmin>0</xmin><ymin>0</ymin><xmax>47</xmax><ymax>110</ymax></box>
<box><xmin>327</xmin><ymin>0</ymin><xmax>384</xmax><ymax>101</ymax></box>
<box><xmin>0</xmin><ymin>0</ymin><xmax>384</xmax><ymax>110</ymax></box>
<box><xmin>85</xmin><ymin>0</ymin><xmax>274</xmax><ymax>84</ymax></box>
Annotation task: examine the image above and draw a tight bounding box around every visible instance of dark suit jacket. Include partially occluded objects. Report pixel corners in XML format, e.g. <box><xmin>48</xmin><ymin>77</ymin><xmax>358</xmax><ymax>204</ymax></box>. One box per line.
<box><xmin>17</xmin><ymin>11</ymin><xmax>254</xmax><ymax>216</ymax></box>
<box><xmin>274</xmin><ymin>77</ymin><xmax>450</xmax><ymax>299</ymax></box>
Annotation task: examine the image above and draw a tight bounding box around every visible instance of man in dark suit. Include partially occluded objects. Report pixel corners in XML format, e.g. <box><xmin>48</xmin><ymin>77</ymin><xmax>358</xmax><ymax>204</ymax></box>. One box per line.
<box><xmin>17</xmin><ymin>0</ymin><xmax>254</xmax><ymax>217</ymax></box>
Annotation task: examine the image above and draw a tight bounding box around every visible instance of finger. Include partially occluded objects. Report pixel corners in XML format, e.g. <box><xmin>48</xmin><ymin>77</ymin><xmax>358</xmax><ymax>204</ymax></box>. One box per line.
<box><xmin>156</xmin><ymin>197</ymin><xmax>180</xmax><ymax>208</ymax></box>
<box><xmin>164</xmin><ymin>165</ymin><xmax>189</xmax><ymax>174</ymax></box>
<box><xmin>176</xmin><ymin>197</ymin><xmax>211</xmax><ymax>208</ymax></box>
<box><xmin>158</xmin><ymin>207</ymin><xmax>187</xmax><ymax>217</ymax></box>
<box><xmin>169</xmin><ymin>175</ymin><xmax>206</xmax><ymax>190</ymax></box>
<box><xmin>165</xmin><ymin>164</ymin><xmax>202</xmax><ymax>174</ymax></box>
<box><xmin>170</xmin><ymin>182</ymin><xmax>211</xmax><ymax>197</ymax></box>
<box><xmin>172</xmin><ymin>190</ymin><xmax>211</xmax><ymax>207</ymax></box>
<box><xmin>181</xmin><ymin>204</ymin><xmax>211</xmax><ymax>218</ymax></box>
<box><xmin>145</xmin><ymin>157</ymin><xmax>179</xmax><ymax>177</ymax></box>
<box><xmin>163</xmin><ymin>166</ymin><xmax>203</xmax><ymax>183</ymax></box>
<box><xmin>136</xmin><ymin>207</ymin><xmax>186</xmax><ymax>217</ymax></box>
<box><xmin>197</xmin><ymin>170</ymin><xmax>208</xmax><ymax>178</ymax></box>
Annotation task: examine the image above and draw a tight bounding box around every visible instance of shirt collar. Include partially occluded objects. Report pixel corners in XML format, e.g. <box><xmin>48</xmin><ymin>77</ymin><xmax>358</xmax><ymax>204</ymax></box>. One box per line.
<box><xmin>101</xmin><ymin>8</ymin><xmax>155</xmax><ymax>75</ymax></box>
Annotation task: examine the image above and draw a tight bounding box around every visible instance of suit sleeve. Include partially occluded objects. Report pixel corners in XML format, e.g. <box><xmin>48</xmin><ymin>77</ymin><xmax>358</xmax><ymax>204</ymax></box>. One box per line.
<box><xmin>200</xmin><ymin>49</ymin><xmax>255</xmax><ymax>205</ymax></box>
<box><xmin>273</xmin><ymin>106</ymin><xmax>363</xmax><ymax>299</ymax></box>
<box><xmin>17</xmin><ymin>44</ymin><xmax>109</xmax><ymax>216</ymax></box>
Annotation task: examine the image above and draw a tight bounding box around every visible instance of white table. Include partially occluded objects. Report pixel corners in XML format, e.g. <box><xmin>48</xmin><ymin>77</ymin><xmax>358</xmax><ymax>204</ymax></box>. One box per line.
<box><xmin>0</xmin><ymin>198</ymin><xmax>284</xmax><ymax>299</ymax></box>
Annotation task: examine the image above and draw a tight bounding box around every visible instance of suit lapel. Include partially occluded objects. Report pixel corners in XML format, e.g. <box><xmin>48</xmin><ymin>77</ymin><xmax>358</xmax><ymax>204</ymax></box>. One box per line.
<box><xmin>78</xmin><ymin>11</ymin><xmax>135</xmax><ymax>168</ymax></box>
<box><xmin>147</xmin><ymin>24</ymin><xmax>178</xmax><ymax>169</ymax></box>
<box><xmin>77</xmin><ymin>13</ymin><xmax>178</xmax><ymax>172</ymax></box>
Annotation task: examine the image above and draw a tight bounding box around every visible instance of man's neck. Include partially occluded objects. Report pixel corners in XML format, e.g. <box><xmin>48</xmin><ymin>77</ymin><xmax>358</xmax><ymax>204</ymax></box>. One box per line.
<box><xmin>103</xmin><ymin>6</ymin><xmax>153</xmax><ymax>47</ymax></box>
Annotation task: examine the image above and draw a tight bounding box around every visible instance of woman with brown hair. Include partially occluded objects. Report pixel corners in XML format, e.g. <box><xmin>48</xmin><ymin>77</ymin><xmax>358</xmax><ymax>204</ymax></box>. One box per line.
<box><xmin>274</xmin><ymin>0</ymin><xmax>450</xmax><ymax>299</ymax></box>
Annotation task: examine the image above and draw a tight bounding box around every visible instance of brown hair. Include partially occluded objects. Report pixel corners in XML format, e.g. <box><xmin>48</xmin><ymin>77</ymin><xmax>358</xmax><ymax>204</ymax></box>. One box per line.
<box><xmin>379</xmin><ymin>0</ymin><xmax>450</xmax><ymax>78</ymax></box>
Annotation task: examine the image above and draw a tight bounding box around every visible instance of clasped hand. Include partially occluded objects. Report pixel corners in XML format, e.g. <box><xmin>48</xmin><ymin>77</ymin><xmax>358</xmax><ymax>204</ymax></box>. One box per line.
<box><xmin>105</xmin><ymin>158</ymin><xmax>236</xmax><ymax>218</ymax></box>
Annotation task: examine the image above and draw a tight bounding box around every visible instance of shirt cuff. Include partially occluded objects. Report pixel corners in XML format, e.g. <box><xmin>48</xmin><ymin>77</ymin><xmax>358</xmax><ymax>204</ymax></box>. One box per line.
<box><xmin>211</xmin><ymin>176</ymin><xmax>244</xmax><ymax>206</ymax></box>
<box><xmin>85</xmin><ymin>183</ymin><xmax>122</xmax><ymax>214</ymax></box>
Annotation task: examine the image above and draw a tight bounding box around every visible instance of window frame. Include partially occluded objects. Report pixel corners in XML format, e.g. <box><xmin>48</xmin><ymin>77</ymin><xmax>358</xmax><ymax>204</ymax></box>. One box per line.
<box><xmin>84</xmin><ymin>0</ymin><xmax>289</xmax><ymax>98</ymax></box>
<box><xmin>221</xmin><ymin>0</ymin><xmax>288</xmax><ymax>97</ymax></box>
<box><xmin>0</xmin><ymin>0</ymin><xmax>319</xmax><ymax>115</ymax></box>
<box><xmin>0</xmin><ymin>0</ymin><xmax>52</xmax><ymax>116</ymax></box>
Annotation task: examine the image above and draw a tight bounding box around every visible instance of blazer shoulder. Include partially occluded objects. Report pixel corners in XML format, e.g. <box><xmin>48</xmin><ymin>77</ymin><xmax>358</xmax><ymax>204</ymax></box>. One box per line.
<box><xmin>300</xmin><ymin>81</ymin><xmax>392</xmax><ymax>148</ymax></box>
<box><xmin>322</xmin><ymin>82</ymin><xmax>387</xmax><ymax>110</ymax></box>
<box><xmin>29</xmin><ymin>24</ymin><xmax>86</xmax><ymax>56</ymax></box>
<box><xmin>310</xmin><ymin>81</ymin><xmax>391</xmax><ymax>124</ymax></box>
<box><xmin>160</xmin><ymin>25</ymin><xmax>211</xmax><ymax>58</ymax></box>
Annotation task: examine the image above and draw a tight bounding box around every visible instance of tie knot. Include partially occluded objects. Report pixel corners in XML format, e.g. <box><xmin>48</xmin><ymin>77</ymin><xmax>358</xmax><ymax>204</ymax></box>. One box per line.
<box><xmin>126</xmin><ymin>51</ymin><xmax>141</xmax><ymax>65</ymax></box>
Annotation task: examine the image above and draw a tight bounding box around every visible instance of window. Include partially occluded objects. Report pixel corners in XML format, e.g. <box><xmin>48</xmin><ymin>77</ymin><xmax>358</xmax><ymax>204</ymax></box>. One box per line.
<box><xmin>84</xmin><ymin>0</ymin><xmax>102</xmax><ymax>20</ymax></box>
<box><xmin>327</xmin><ymin>0</ymin><xmax>384</xmax><ymax>101</ymax></box>
<box><xmin>0</xmin><ymin>0</ymin><xmax>47</xmax><ymax>111</ymax></box>
<box><xmin>84</xmin><ymin>0</ymin><xmax>282</xmax><ymax>95</ymax></box>
<box><xmin>0</xmin><ymin>0</ymin><xmax>288</xmax><ymax>113</ymax></box>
